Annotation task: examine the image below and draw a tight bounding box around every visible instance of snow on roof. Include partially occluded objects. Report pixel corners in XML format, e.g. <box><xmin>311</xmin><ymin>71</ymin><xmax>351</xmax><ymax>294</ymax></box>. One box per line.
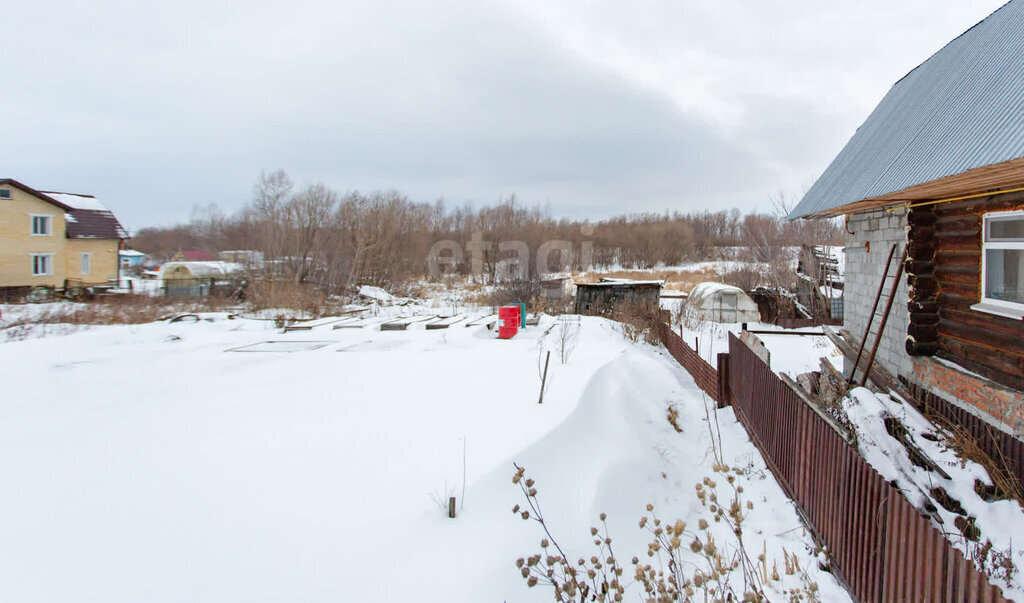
<box><xmin>161</xmin><ymin>261</ymin><xmax>243</xmax><ymax>277</ymax></box>
<box><xmin>358</xmin><ymin>285</ymin><xmax>395</xmax><ymax>302</ymax></box>
<box><xmin>39</xmin><ymin>191</ymin><xmax>109</xmax><ymax>211</ymax></box>
<box><xmin>580</xmin><ymin>278</ymin><xmax>665</xmax><ymax>286</ymax></box>
<box><xmin>119</xmin><ymin>249</ymin><xmax>146</xmax><ymax>257</ymax></box>
<box><xmin>688</xmin><ymin>282</ymin><xmax>746</xmax><ymax>298</ymax></box>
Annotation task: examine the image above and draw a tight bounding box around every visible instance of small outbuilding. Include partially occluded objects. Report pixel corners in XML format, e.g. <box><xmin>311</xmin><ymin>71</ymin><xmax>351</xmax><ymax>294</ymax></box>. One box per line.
<box><xmin>574</xmin><ymin>279</ymin><xmax>663</xmax><ymax>316</ymax></box>
<box><xmin>160</xmin><ymin>261</ymin><xmax>243</xmax><ymax>297</ymax></box>
<box><xmin>686</xmin><ymin>282</ymin><xmax>761</xmax><ymax>323</ymax></box>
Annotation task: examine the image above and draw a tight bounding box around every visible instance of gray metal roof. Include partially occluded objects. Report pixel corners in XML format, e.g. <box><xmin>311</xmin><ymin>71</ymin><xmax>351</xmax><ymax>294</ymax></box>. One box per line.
<box><xmin>789</xmin><ymin>0</ymin><xmax>1024</xmax><ymax>218</ymax></box>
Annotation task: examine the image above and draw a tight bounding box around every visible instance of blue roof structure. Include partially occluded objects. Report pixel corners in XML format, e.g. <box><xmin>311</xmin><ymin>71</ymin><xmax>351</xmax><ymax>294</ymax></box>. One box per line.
<box><xmin>789</xmin><ymin>1</ymin><xmax>1024</xmax><ymax>218</ymax></box>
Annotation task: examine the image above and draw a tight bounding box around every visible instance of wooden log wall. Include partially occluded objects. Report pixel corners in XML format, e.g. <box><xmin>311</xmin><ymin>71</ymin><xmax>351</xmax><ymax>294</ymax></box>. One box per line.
<box><xmin>907</xmin><ymin>190</ymin><xmax>1024</xmax><ymax>391</ymax></box>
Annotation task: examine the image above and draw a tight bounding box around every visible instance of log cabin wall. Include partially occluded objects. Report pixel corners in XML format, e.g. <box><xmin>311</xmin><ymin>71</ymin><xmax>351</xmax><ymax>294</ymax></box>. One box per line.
<box><xmin>906</xmin><ymin>189</ymin><xmax>1024</xmax><ymax>438</ymax></box>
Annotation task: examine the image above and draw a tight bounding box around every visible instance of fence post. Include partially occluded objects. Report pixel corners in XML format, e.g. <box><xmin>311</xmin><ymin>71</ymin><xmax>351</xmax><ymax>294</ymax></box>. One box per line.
<box><xmin>716</xmin><ymin>353</ymin><xmax>730</xmax><ymax>408</ymax></box>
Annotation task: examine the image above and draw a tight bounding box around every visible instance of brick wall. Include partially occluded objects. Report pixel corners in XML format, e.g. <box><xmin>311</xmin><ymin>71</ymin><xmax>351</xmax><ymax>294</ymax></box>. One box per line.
<box><xmin>912</xmin><ymin>356</ymin><xmax>1024</xmax><ymax>438</ymax></box>
<box><xmin>843</xmin><ymin>208</ymin><xmax>912</xmax><ymax>379</ymax></box>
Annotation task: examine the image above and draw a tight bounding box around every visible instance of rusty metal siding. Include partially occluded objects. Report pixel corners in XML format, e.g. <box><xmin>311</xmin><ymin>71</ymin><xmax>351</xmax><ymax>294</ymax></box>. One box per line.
<box><xmin>657</xmin><ymin>322</ymin><xmax>719</xmax><ymax>402</ymax></box>
<box><xmin>902</xmin><ymin>378</ymin><xmax>1024</xmax><ymax>494</ymax></box>
<box><xmin>724</xmin><ymin>332</ymin><xmax>1011</xmax><ymax>602</ymax></box>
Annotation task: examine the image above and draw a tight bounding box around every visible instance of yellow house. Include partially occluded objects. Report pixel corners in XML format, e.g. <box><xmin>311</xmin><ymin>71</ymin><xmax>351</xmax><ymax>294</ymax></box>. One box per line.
<box><xmin>0</xmin><ymin>179</ymin><xmax>127</xmax><ymax>297</ymax></box>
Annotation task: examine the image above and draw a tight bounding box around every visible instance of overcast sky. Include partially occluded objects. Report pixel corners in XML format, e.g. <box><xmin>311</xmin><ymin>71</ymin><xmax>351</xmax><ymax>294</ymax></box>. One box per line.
<box><xmin>1</xmin><ymin>0</ymin><xmax>1006</xmax><ymax>230</ymax></box>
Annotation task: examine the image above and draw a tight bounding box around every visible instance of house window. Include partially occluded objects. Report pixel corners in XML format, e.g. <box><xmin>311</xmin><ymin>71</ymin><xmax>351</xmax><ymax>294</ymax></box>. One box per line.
<box><xmin>0</xmin><ymin>189</ymin><xmax>11</xmax><ymax>199</ymax></box>
<box><xmin>81</xmin><ymin>252</ymin><xmax>92</xmax><ymax>275</ymax></box>
<box><xmin>974</xmin><ymin>210</ymin><xmax>1024</xmax><ymax>319</ymax></box>
<box><xmin>31</xmin><ymin>253</ymin><xmax>53</xmax><ymax>276</ymax></box>
<box><xmin>30</xmin><ymin>215</ymin><xmax>52</xmax><ymax>236</ymax></box>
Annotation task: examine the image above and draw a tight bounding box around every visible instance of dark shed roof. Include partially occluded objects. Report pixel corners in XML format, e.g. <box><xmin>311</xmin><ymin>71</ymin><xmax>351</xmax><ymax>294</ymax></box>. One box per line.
<box><xmin>64</xmin><ymin>209</ymin><xmax>129</xmax><ymax>239</ymax></box>
<box><xmin>789</xmin><ymin>0</ymin><xmax>1024</xmax><ymax>219</ymax></box>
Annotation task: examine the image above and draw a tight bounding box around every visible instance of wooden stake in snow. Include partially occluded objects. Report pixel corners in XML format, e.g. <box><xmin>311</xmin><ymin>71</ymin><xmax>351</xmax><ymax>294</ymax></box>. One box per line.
<box><xmin>538</xmin><ymin>351</ymin><xmax>551</xmax><ymax>405</ymax></box>
<box><xmin>448</xmin><ymin>496</ymin><xmax>457</xmax><ymax>518</ymax></box>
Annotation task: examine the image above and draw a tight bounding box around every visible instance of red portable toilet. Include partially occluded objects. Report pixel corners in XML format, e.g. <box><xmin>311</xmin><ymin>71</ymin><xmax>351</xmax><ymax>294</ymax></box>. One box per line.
<box><xmin>497</xmin><ymin>305</ymin><xmax>520</xmax><ymax>339</ymax></box>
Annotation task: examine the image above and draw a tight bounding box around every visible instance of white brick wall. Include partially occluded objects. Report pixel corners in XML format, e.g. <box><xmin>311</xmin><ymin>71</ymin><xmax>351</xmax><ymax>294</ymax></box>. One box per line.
<box><xmin>843</xmin><ymin>207</ymin><xmax>912</xmax><ymax>380</ymax></box>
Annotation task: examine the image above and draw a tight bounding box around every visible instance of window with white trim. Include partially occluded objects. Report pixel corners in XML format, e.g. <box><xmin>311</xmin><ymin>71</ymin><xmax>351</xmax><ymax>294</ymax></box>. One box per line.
<box><xmin>976</xmin><ymin>210</ymin><xmax>1024</xmax><ymax>317</ymax></box>
<box><xmin>31</xmin><ymin>253</ymin><xmax>53</xmax><ymax>276</ymax></box>
<box><xmin>30</xmin><ymin>214</ymin><xmax>52</xmax><ymax>236</ymax></box>
<box><xmin>0</xmin><ymin>189</ymin><xmax>11</xmax><ymax>199</ymax></box>
<box><xmin>81</xmin><ymin>252</ymin><xmax>92</xmax><ymax>275</ymax></box>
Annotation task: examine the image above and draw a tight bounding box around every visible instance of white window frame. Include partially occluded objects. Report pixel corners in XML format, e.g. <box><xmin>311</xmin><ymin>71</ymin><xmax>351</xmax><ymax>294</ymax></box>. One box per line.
<box><xmin>29</xmin><ymin>214</ymin><xmax>53</xmax><ymax>236</ymax></box>
<box><xmin>972</xmin><ymin>209</ymin><xmax>1024</xmax><ymax>319</ymax></box>
<box><xmin>30</xmin><ymin>253</ymin><xmax>54</xmax><ymax>276</ymax></box>
<box><xmin>80</xmin><ymin>252</ymin><xmax>92</xmax><ymax>275</ymax></box>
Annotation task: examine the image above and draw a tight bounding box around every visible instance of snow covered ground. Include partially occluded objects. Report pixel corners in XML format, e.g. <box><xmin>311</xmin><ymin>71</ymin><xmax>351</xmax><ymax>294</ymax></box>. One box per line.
<box><xmin>672</xmin><ymin>318</ymin><xmax>844</xmax><ymax>379</ymax></box>
<box><xmin>0</xmin><ymin>313</ymin><xmax>848</xmax><ymax>601</ymax></box>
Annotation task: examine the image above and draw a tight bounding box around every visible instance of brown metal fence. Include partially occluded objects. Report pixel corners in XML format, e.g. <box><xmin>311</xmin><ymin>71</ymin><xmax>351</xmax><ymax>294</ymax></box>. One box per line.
<box><xmin>901</xmin><ymin>378</ymin><xmax>1024</xmax><ymax>494</ymax></box>
<box><xmin>776</xmin><ymin>317</ymin><xmax>843</xmax><ymax>329</ymax></box>
<box><xmin>724</xmin><ymin>332</ymin><xmax>1010</xmax><ymax>602</ymax></box>
<box><xmin>657</xmin><ymin>322</ymin><xmax>719</xmax><ymax>402</ymax></box>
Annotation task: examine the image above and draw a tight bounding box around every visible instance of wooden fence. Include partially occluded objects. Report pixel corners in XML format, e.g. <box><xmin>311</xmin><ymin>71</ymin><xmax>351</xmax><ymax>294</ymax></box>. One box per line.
<box><xmin>723</xmin><ymin>332</ymin><xmax>1010</xmax><ymax>602</ymax></box>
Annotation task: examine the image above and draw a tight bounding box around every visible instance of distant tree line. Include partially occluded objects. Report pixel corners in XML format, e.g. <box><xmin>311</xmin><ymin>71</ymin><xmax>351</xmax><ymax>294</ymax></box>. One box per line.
<box><xmin>131</xmin><ymin>171</ymin><xmax>841</xmax><ymax>292</ymax></box>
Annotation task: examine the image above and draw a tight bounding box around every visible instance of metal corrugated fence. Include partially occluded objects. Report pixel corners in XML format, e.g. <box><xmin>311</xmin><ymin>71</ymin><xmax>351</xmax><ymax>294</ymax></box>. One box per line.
<box><xmin>902</xmin><ymin>379</ymin><xmax>1024</xmax><ymax>493</ymax></box>
<box><xmin>657</xmin><ymin>322</ymin><xmax>719</xmax><ymax>402</ymax></box>
<box><xmin>724</xmin><ymin>332</ymin><xmax>1011</xmax><ymax>602</ymax></box>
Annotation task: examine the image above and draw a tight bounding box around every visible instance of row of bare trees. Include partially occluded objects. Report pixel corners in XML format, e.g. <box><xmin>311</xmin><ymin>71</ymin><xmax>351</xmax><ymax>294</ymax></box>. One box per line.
<box><xmin>131</xmin><ymin>171</ymin><xmax>842</xmax><ymax>292</ymax></box>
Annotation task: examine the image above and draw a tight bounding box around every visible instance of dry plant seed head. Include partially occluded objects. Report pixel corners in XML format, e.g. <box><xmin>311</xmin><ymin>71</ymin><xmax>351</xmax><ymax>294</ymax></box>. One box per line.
<box><xmin>632</xmin><ymin>556</ymin><xmax>639</xmax><ymax>565</ymax></box>
<box><xmin>527</xmin><ymin>487</ymin><xmax>537</xmax><ymax>497</ymax></box>
<box><xmin>591</xmin><ymin>556</ymin><xmax>599</xmax><ymax>564</ymax></box>
<box><xmin>747</xmin><ymin>501</ymin><xmax>754</xmax><ymax>510</ymax></box>
<box><xmin>590</xmin><ymin>527</ymin><xmax>599</xmax><ymax>536</ymax></box>
<box><xmin>525</xmin><ymin>478</ymin><xmax>534</xmax><ymax>487</ymax></box>
<box><xmin>672</xmin><ymin>520</ymin><xmax>686</xmax><ymax>536</ymax></box>
<box><xmin>699</xmin><ymin>519</ymin><xmax>709</xmax><ymax>530</ymax></box>
<box><xmin>646</xmin><ymin>503</ymin><xmax>654</xmax><ymax>511</ymax></box>
<box><xmin>670</xmin><ymin>536</ymin><xmax>681</xmax><ymax>549</ymax></box>
<box><xmin>520</xmin><ymin>567</ymin><xmax>530</xmax><ymax>578</ymax></box>
<box><xmin>690</xmin><ymin>539</ymin><xmax>703</xmax><ymax>553</ymax></box>
<box><xmin>604</xmin><ymin>537</ymin><xmax>611</xmax><ymax>545</ymax></box>
<box><xmin>521</xmin><ymin>511</ymin><xmax>530</xmax><ymax>520</ymax></box>
<box><xmin>600</xmin><ymin>512</ymin><xmax>607</xmax><ymax>521</ymax></box>
<box><xmin>512</xmin><ymin>504</ymin><xmax>520</xmax><ymax>513</ymax></box>
<box><xmin>540</xmin><ymin>538</ymin><xmax>549</xmax><ymax>548</ymax></box>
<box><xmin>516</xmin><ymin>558</ymin><xmax>524</xmax><ymax>568</ymax></box>
<box><xmin>639</xmin><ymin>517</ymin><xmax>647</xmax><ymax>528</ymax></box>
<box><xmin>737</xmin><ymin>485</ymin><xmax>744</xmax><ymax>494</ymax></box>
<box><xmin>527</xmin><ymin>576</ymin><xmax>537</xmax><ymax>587</ymax></box>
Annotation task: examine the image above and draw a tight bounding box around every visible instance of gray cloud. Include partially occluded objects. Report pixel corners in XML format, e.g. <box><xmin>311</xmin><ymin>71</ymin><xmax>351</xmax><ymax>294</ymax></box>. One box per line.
<box><xmin>0</xmin><ymin>0</ymin><xmax>1006</xmax><ymax>230</ymax></box>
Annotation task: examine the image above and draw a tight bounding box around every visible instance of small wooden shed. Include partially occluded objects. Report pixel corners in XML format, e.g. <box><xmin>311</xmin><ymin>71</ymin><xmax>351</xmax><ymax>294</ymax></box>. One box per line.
<box><xmin>574</xmin><ymin>279</ymin><xmax>663</xmax><ymax>316</ymax></box>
